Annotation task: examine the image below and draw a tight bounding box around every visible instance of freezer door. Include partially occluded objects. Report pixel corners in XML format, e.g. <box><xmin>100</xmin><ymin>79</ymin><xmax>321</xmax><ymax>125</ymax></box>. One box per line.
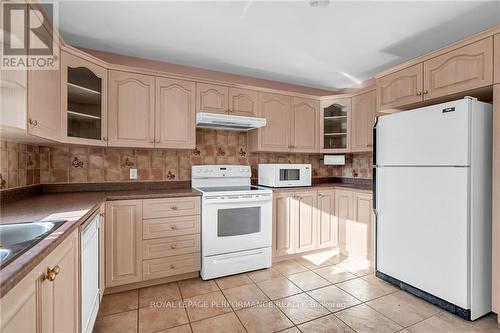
<box><xmin>376</xmin><ymin>166</ymin><xmax>469</xmax><ymax>309</ymax></box>
<box><xmin>376</xmin><ymin>99</ymin><xmax>470</xmax><ymax>166</ymax></box>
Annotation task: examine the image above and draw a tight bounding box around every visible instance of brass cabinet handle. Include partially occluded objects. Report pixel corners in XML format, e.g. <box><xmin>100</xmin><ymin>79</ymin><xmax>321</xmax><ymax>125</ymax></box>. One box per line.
<box><xmin>171</xmin><ymin>225</ymin><xmax>177</xmax><ymax>230</ymax></box>
<box><xmin>29</xmin><ymin>118</ymin><xmax>38</xmax><ymax>126</ymax></box>
<box><xmin>149</xmin><ymin>139</ymin><xmax>154</xmax><ymax>143</ymax></box>
<box><xmin>42</xmin><ymin>265</ymin><xmax>60</xmax><ymax>282</ymax></box>
<box><xmin>318</xmin><ymin>193</ymin><xmax>323</xmax><ymax>197</ymax></box>
<box><xmin>170</xmin><ymin>264</ymin><xmax>176</xmax><ymax>269</ymax></box>
<box><xmin>171</xmin><ymin>206</ymin><xmax>178</xmax><ymax>211</ymax></box>
<box><xmin>155</xmin><ymin>140</ymin><xmax>160</xmax><ymax>143</ymax></box>
<box><xmin>102</xmin><ymin>137</ymin><xmax>108</xmax><ymax>141</ymax></box>
<box><xmin>99</xmin><ymin>213</ymin><xmax>105</xmax><ymax>217</ymax></box>
<box><xmin>423</xmin><ymin>89</ymin><xmax>429</xmax><ymax>95</ymax></box>
<box><xmin>416</xmin><ymin>91</ymin><xmax>422</xmax><ymax>96</ymax></box>
<box><xmin>170</xmin><ymin>244</ymin><xmax>177</xmax><ymax>249</ymax></box>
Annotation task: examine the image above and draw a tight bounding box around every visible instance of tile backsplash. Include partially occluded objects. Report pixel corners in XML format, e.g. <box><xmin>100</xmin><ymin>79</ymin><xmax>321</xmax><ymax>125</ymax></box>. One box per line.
<box><xmin>0</xmin><ymin>129</ymin><xmax>372</xmax><ymax>189</ymax></box>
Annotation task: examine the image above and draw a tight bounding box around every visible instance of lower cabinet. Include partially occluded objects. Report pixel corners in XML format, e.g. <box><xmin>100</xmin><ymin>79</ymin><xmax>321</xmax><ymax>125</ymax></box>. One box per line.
<box><xmin>106</xmin><ymin>197</ymin><xmax>201</xmax><ymax>288</ymax></box>
<box><xmin>0</xmin><ymin>230</ymin><xmax>79</xmax><ymax>333</ymax></box>
<box><xmin>273</xmin><ymin>188</ymin><xmax>374</xmax><ymax>264</ymax></box>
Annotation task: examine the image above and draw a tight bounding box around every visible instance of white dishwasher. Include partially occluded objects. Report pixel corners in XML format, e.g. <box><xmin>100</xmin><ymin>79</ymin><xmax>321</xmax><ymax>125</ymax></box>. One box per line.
<box><xmin>80</xmin><ymin>213</ymin><xmax>100</xmax><ymax>333</ymax></box>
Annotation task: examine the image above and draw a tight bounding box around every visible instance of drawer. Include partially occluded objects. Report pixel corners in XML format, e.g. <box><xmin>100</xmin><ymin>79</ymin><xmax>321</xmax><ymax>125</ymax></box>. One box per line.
<box><xmin>143</xmin><ymin>197</ymin><xmax>200</xmax><ymax>219</ymax></box>
<box><xmin>143</xmin><ymin>215</ymin><xmax>200</xmax><ymax>239</ymax></box>
<box><xmin>143</xmin><ymin>253</ymin><xmax>200</xmax><ymax>280</ymax></box>
<box><xmin>143</xmin><ymin>234</ymin><xmax>200</xmax><ymax>260</ymax></box>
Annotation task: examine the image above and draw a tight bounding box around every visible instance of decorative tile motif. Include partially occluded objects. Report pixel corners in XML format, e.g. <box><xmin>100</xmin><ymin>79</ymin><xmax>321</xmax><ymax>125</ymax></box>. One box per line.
<box><xmin>1</xmin><ymin>130</ymin><xmax>372</xmax><ymax>189</ymax></box>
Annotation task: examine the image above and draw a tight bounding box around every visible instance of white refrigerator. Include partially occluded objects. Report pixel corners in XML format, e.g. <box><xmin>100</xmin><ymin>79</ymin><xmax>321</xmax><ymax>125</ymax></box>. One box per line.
<box><xmin>374</xmin><ymin>97</ymin><xmax>492</xmax><ymax>320</ymax></box>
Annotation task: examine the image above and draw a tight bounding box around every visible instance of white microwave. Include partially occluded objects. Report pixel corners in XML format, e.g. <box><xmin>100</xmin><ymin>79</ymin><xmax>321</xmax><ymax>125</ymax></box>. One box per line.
<box><xmin>258</xmin><ymin>164</ymin><xmax>312</xmax><ymax>188</ymax></box>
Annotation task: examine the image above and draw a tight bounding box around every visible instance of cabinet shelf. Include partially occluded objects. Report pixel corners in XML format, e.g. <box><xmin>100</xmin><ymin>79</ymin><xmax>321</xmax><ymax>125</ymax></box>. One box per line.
<box><xmin>67</xmin><ymin>110</ymin><xmax>101</xmax><ymax>120</ymax></box>
<box><xmin>324</xmin><ymin>132</ymin><xmax>347</xmax><ymax>136</ymax></box>
<box><xmin>68</xmin><ymin>83</ymin><xmax>101</xmax><ymax>105</ymax></box>
<box><xmin>324</xmin><ymin>116</ymin><xmax>347</xmax><ymax>120</ymax></box>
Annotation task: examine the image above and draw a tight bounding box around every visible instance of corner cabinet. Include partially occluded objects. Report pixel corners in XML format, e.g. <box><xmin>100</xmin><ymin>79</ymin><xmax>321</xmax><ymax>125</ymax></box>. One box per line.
<box><xmin>108</xmin><ymin>70</ymin><xmax>155</xmax><ymax>148</ymax></box>
<box><xmin>105</xmin><ymin>200</ymin><xmax>143</xmax><ymax>287</ymax></box>
<box><xmin>155</xmin><ymin>77</ymin><xmax>196</xmax><ymax>149</ymax></box>
<box><xmin>60</xmin><ymin>51</ymin><xmax>108</xmax><ymax>146</ymax></box>
<box><xmin>320</xmin><ymin>98</ymin><xmax>351</xmax><ymax>153</ymax></box>
<box><xmin>351</xmin><ymin>90</ymin><xmax>376</xmax><ymax>152</ymax></box>
<box><xmin>0</xmin><ymin>230</ymin><xmax>79</xmax><ymax>333</ymax></box>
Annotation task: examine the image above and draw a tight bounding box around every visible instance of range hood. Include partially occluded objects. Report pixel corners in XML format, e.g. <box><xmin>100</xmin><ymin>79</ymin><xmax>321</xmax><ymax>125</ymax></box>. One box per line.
<box><xmin>196</xmin><ymin>112</ymin><xmax>266</xmax><ymax>131</ymax></box>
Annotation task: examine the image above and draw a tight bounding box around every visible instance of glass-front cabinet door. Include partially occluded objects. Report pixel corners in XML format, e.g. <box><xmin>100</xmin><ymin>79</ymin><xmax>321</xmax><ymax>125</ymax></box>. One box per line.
<box><xmin>320</xmin><ymin>97</ymin><xmax>351</xmax><ymax>153</ymax></box>
<box><xmin>61</xmin><ymin>51</ymin><xmax>107</xmax><ymax>145</ymax></box>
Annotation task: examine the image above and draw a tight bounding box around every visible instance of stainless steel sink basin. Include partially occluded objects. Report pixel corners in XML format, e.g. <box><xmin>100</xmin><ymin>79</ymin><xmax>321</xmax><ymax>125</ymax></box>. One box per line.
<box><xmin>0</xmin><ymin>221</ymin><xmax>66</xmax><ymax>267</ymax></box>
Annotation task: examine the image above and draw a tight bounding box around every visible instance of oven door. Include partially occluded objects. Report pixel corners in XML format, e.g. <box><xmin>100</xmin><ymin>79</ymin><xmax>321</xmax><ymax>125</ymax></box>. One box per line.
<box><xmin>202</xmin><ymin>194</ymin><xmax>272</xmax><ymax>256</ymax></box>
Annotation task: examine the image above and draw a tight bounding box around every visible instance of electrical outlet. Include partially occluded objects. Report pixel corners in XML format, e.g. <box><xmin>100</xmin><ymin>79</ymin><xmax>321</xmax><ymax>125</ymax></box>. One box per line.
<box><xmin>129</xmin><ymin>168</ymin><xmax>137</xmax><ymax>180</ymax></box>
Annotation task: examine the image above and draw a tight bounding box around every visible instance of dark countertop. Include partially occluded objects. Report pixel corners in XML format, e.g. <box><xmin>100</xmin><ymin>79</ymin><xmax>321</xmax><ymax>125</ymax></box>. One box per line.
<box><xmin>270</xmin><ymin>182</ymin><xmax>373</xmax><ymax>192</ymax></box>
<box><xmin>0</xmin><ymin>187</ymin><xmax>201</xmax><ymax>298</ymax></box>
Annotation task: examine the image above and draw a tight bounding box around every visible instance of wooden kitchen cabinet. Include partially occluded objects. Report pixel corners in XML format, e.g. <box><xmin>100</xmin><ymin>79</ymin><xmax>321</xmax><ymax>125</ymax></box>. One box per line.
<box><xmin>196</xmin><ymin>83</ymin><xmax>228</xmax><ymax>114</ymax></box>
<box><xmin>99</xmin><ymin>204</ymin><xmax>105</xmax><ymax>301</ymax></box>
<box><xmin>423</xmin><ymin>37</ymin><xmax>493</xmax><ymax>100</ymax></box>
<box><xmin>106</xmin><ymin>200</ymin><xmax>143</xmax><ymax>287</ymax></box>
<box><xmin>0</xmin><ymin>230</ymin><xmax>79</xmax><ymax>333</ymax></box>
<box><xmin>228</xmin><ymin>87</ymin><xmax>258</xmax><ymax>117</ymax></box>
<box><xmin>39</xmin><ymin>230</ymin><xmax>80</xmax><ymax>333</ymax></box>
<box><xmin>495</xmin><ymin>34</ymin><xmax>500</xmax><ymax>84</ymax></box>
<box><xmin>108</xmin><ymin>70</ymin><xmax>155</xmax><ymax>147</ymax></box>
<box><xmin>60</xmin><ymin>51</ymin><xmax>108</xmax><ymax>146</ymax></box>
<box><xmin>273</xmin><ymin>192</ymin><xmax>295</xmax><ymax>257</ymax></box>
<box><xmin>290</xmin><ymin>97</ymin><xmax>319</xmax><ymax>153</ymax></box>
<box><xmin>155</xmin><ymin>77</ymin><xmax>196</xmax><ymax>149</ymax></box>
<box><xmin>377</xmin><ymin>63</ymin><xmax>423</xmax><ymax>111</ymax></box>
<box><xmin>320</xmin><ymin>97</ymin><xmax>351</xmax><ymax>153</ymax></box>
<box><xmin>350</xmin><ymin>192</ymin><xmax>374</xmax><ymax>263</ymax></box>
<box><xmin>249</xmin><ymin>92</ymin><xmax>291</xmax><ymax>152</ymax></box>
<box><xmin>317</xmin><ymin>189</ymin><xmax>336</xmax><ymax>249</ymax></box>
<box><xmin>294</xmin><ymin>191</ymin><xmax>318</xmax><ymax>253</ymax></box>
<box><xmin>351</xmin><ymin>90</ymin><xmax>376</xmax><ymax>152</ymax></box>
<box><xmin>335</xmin><ymin>189</ymin><xmax>354</xmax><ymax>256</ymax></box>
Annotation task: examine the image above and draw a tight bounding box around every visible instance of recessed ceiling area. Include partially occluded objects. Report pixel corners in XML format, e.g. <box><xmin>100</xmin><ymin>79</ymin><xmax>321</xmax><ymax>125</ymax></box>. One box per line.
<box><xmin>57</xmin><ymin>1</ymin><xmax>500</xmax><ymax>91</ymax></box>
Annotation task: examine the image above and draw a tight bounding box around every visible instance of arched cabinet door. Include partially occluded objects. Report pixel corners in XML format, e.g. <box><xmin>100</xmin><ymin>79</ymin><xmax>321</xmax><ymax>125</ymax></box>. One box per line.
<box><xmin>60</xmin><ymin>51</ymin><xmax>108</xmax><ymax>145</ymax></box>
<box><xmin>155</xmin><ymin>77</ymin><xmax>196</xmax><ymax>149</ymax></box>
<box><xmin>258</xmin><ymin>92</ymin><xmax>291</xmax><ymax>151</ymax></box>
<box><xmin>228</xmin><ymin>87</ymin><xmax>258</xmax><ymax>117</ymax></box>
<box><xmin>376</xmin><ymin>63</ymin><xmax>423</xmax><ymax>111</ymax></box>
<box><xmin>291</xmin><ymin>97</ymin><xmax>319</xmax><ymax>153</ymax></box>
<box><xmin>196</xmin><ymin>83</ymin><xmax>228</xmax><ymax>114</ymax></box>
<box><xmin>108</xmin><ymin>70</ymin><xmax>155</xmax><ymax>147</ymax></box>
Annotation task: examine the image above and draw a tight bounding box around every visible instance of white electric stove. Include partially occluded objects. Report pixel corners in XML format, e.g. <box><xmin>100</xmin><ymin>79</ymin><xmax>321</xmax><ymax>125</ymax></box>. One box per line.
<box><xmin>192</xmin><ymin>165</ymin><xmax>273</xmax><ymax>280</ymax></box>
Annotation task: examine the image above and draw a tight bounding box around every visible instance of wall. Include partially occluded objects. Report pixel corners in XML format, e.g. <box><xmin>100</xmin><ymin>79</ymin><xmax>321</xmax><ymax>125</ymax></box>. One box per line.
<box><xmin>0</xmin><ymin>129</ymin><xmax>372</xmax><ymax>189</ymax></box>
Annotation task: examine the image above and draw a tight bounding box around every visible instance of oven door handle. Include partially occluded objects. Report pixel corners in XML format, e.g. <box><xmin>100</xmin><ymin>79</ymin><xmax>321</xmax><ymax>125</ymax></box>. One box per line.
<box><xmin>203</xmin><ymin>195</ymin><xmax>272</xmax><ymax>204</ymax></box>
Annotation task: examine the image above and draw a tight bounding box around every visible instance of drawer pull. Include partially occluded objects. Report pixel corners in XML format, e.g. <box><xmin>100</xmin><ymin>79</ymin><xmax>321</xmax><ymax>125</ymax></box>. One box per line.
<box><xmin>42</xmin><ymin>265</ymin><xmax>60</xmax><ymax>282</ymax></box>
<box><xmin>171</xmin><ymin>225</ymin><xmax>178</xmax><ymax>230</ymax></box>
<box><xmin>170</xmin><ymin>264</ymin><xmax>176</xmax><ymax>269</ymax></box>
<box><xmin>170</xmin><ymin>244</ymin><xmax>177</xmax><ymax>249</ymax></box>
<box><xmin>171</xmin><ymin>206</ymin><xmax>178</xmax><ymax>211</ymax></box>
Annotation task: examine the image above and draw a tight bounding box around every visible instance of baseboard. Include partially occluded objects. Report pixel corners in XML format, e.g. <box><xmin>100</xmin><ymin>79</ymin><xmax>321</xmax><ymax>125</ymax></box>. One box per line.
<box><xmin>104</xmin><ymin>271</ymin><xmax>199</xmax><ymax>295</ymax></box>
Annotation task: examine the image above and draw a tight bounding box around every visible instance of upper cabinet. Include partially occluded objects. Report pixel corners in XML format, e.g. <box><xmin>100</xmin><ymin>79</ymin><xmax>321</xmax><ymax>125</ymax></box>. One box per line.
<box><xmin>228</xmin><ymin>87</ymin><xmax>258</xmax><ymax>117</ymax></box>
<box><xmin>155</xmin><ymin>77</ymin><xmax>196</xmax><ymax>149</ymax></box>
<box><xmin>377</xmin><ymin>63</ymin><xmax>423</xmax><ymax>111</ymax></box>
<box><xmin>290</xmin><ymin>97</ymin><xmax>319</xmax><ymax>153</ymax></box>
<box><xmin>351</xmin><ymin>90</ymin><xmax>376</xmax><ymax>152</ymax></box>
<box><xmin>423</xmin><ymin>37</ymin><xmax>493</xmax><ymax>100</ymax></box>
<box><xmin>60</xmin><ymin>51</ymin><xmax>108</xmax><ymax>146</ymax></box>
<box><xmin>495</xmin><ymin>34</ymin><xmax>500</xmax><ymax>84</ymax></box>
<box><xmin>377</xmin><ymin>37</ymin><xmax>494</xmax><ymax>111</ymax></box>
<box><xmin>108</xmin><ymin>70</ymin><xmax>155</xmax><ymax>148</ymax></box>
<box><xmin>196</xmin><ymin>83</ymin><xmax>228</xmax><ymax>114</ymax></box>
<box><xmin>320</xmin><ymin>97</ymin><xmax>351</xmax><ymax>153</ymax></box>
<box><xmin>249</xmin><ymin>92</ymin><xmax>290</xmax><ymax>152</ymax></box>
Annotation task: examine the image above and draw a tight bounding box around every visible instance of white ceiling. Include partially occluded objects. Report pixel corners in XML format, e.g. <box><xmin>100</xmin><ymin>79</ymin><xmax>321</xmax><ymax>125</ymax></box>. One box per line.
<box><xmin>56</xmin><ymin>1</ymin><xmax>500</xmax><ymax>91</ymax></box>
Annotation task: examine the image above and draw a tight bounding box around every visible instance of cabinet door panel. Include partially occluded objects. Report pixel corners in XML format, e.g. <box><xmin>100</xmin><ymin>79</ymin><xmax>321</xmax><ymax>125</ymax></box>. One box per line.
<box><xmin>99</xmin><ymin>204</ymin><xmax>105</xmax><ymax>302</ymax></box>
<box><xmin>274</xmin><ymin>192</ymin><xmax>294</xmax><ymax>257</ymax></box>
<box><xmin>351</xmin><ymin>90</ymin><xmax>376</xmax><ymax>152</ymax></box>
<box><xmin>259</xmin><ymin>93</ymin><xmax>290</xmax><ymax>151</ymax></box>
<box><xmin>108</xmin><ymin>70</ymin><xmax>155</xmax><ymax>147</ymax></box>
<box><xmin>196</xmin><ymin>83</ymin><xmax>228</xmax><ymax>114</ymax></box>
<box><xmin>0</xmin><ymin>270</ymin><xmax>37</xmax><ymax>332</ymax></box>
<box><xmin>229</xmin><ymin>87</ymin><xmax>258</xmax><ymax>117</ymax></box>
<box><xmin>424</xmin><ymin>37</ymin><xmax>493</xmax><ymax>100</ymax></box>
<box><xmin>317</xmin><ymin>190</ymin><xmax>336</xmax><ymax>249</ymax></box>
<box><xmin>295</xmin><ymin>191</ymin><xmax>317</xmax><ymax>253</ymax></box>
<box><xmin>377</xmin><ymin>63</ymin><xmax>423</xmax><ymax>110</ymax></box>
<box><xmin>335</xmin><ymin>189</ymin><xmax>354</xmax><ymax>254</ymax></box>
<box><xmin>156</xmin><ymin>77</ymin><xmax>196</xmax><ymax>149</ymax></box>
<box><xmin>39</xmin><ymin>230</ymin><xmax>79</xmax><ymax>333</ymax></box>
<box><xmin>495</xmin><ymin>34</ymin><xmax>500</xmax><ymax>84</ymax></box>
<box><xmin>291</xmin><ymin>97</ymin><xmax>319</xmax><ymax>152</ymax></box>
<box><xmin>320</xmin><ymin>98</ymin><xmax>351</xmax><ymax>153</ymax></box>
<box><xmin>106</xmin><ymin>200</ymin><xmax>143</xmax><ymax>287</ymax></box>
<box><xmin>349</xmin><ymin>192</ymin><xmax>374</xmax><ymax>263</ymax></box>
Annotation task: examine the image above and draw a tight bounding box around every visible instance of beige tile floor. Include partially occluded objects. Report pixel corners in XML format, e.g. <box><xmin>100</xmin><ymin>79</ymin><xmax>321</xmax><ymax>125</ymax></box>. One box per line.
<box><xmin>94</xmin><ymin>256</ymin><xmax>500</xmax><ymax>333</ymax></box>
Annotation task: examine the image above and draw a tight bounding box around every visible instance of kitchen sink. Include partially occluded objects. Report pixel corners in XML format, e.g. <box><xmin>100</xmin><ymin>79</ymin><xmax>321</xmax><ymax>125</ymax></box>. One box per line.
<box><xmin>0</xmin><ymin>221</ymin><xmax>67</xmax><ymax>268</ymax></box>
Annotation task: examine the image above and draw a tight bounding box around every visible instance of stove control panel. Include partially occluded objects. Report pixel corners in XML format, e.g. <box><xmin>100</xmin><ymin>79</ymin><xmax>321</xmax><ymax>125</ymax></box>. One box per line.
<box><xmin>192</xmin><ymin>165</ymin><xmax>251</xmax><ymax>178</ymax></box>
